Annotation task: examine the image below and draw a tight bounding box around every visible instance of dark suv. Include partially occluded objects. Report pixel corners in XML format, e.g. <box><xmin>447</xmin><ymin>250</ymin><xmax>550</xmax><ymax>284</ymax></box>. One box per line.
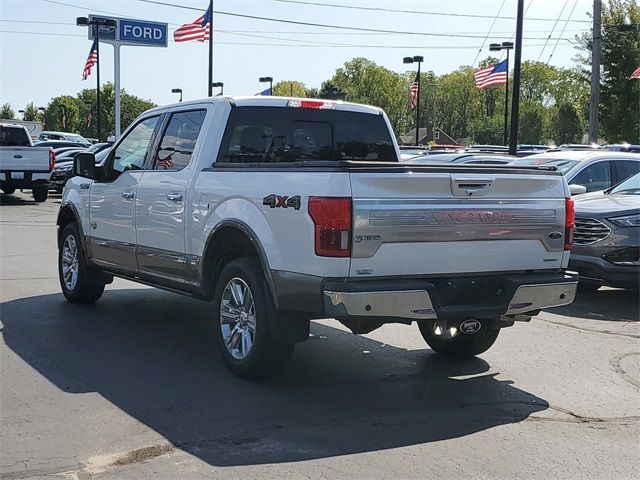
<box><xmin>570</xmin><ymin>173</ymin><xmax>640</xmax><ymax>290</ymax></box>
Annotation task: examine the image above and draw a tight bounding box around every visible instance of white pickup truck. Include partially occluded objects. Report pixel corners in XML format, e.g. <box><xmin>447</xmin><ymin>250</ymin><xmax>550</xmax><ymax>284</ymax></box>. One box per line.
<box><xmin>1</xmin><ymin>123</ymin><xmax>54</xmax><ymax>201</ymax></box>
<box><xmin>57</xmin><ymin>97</ymin><xmax>578</xmax><ymax>378</ymax></box>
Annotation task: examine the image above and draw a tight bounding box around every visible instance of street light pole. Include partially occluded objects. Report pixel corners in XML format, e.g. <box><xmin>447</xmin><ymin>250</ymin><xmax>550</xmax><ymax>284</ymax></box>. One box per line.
<box><xmin>171</xmin><ymin>88</ymin><xmax>183</xmax><ymax>102</ymax></box>
<box><xmin>490</xmin><ymin>41</ymin><xmax>514</xmax><ymax>146</ymax></box>
<box><xmin>403</xmin><ymin>55</ymin><xmax>424</xmax><ymax>145</ymax></box>
<box><xmin>508</xmin><ymin>0</ymin><xmax>524</xmax><ymax>156</ymax></box>
<box><xmin>212</xmin><ymin>82</ymin><xmax>224</xmax><ymax>96</ymax></box>
<box><xmin>259</xmin><ymin>76</ymin><xmax>273</xmax><ymax>95</ymax></box>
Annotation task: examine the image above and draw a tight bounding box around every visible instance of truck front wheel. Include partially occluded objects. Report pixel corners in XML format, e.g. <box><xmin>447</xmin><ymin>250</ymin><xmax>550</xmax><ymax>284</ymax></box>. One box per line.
<box><xmin>418</xmin><ymin>319</ymin><xmax>499</xmax><ymax>357</ymax></box>
<box><xmin>213</xmin><ymin>257</ymin><xmax>294</xmax><ymax>379</ymax></box>
<box><xmin>58</xmin><ymin>223</ymin><xmax>105</xmax><ymax>303</ymax></box>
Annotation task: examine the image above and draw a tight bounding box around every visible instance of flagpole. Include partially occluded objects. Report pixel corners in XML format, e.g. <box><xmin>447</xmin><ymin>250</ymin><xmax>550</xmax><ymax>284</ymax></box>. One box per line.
<box><xmin>208</xmin><ymin>0</ymin><xmax>213</xmax><ymax>97</ymax></box>
<box><xmin>96</xmin><ymin>36</ymin><xmax>101</xmax><ymax>142</ymax></box>
<box><xmin>503</xmin><ymin>51</ymin><xmax>509</xmax><ymax>146</ymax></box>
<box><xmin>416</xmin><ymin>60</ymin><xmax>421</xmax><ymax>145</ymax></box>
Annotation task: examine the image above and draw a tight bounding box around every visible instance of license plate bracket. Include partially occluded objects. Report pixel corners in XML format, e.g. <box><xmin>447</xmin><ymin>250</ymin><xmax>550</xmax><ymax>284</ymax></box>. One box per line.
<box><xmin>11</xmin><ymin>172</ymin><xmax>24</xmax><ymax>180</ymax></box>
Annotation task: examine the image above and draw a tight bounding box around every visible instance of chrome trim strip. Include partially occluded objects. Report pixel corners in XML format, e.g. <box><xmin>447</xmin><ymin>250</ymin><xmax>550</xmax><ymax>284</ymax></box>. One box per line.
<box><xmin>323</xmin><ymin>289</ymin><xmax>437</xmax><ymax>320</ymax></box>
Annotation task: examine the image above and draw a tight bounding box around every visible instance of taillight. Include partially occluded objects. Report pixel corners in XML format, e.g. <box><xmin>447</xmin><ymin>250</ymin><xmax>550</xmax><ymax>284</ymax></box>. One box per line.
<box><xmin>308</xmin><ymin>197</ymin><xmax>352</xmax><ymax>257</ymax></box>
<box><xmin>48</xmin><ymin>148</ymin><xmax>55</xmax><ymax>171</ymax></box>
<box><xmin>565</xmin><ymin>197</ymin><xmax>575</xmax><ymax>250</ymax></box>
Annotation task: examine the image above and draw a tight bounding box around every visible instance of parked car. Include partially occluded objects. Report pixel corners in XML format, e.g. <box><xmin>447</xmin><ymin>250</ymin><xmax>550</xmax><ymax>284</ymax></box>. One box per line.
<box><xmin>57</xmin><ymin>96</ymin><xmax>577</xmax><ymax>379</ymax></box>
<box><xmin>0</xmin><ymin>123</ymin><xmax>54</xmax><ymax>201</ymax></box>
<box><xmin>405</xmin><ymin>152</ymin><xmax>514</xmax><ymax>165</ymax></box>
<box><xmin>54</xmin><ymin>142</ymin><xmax>112</xmax><ymax>164</ymax></box>
<box><xmin>50</xmin><ymin>145</ymin><xmax>111</xmax><ymax>193</ymax></box>
<box><xmin>604</xmin><ymin>144</ymin><xmax>640</xmax><ymax>153</ymax></box>
<box><xmin>33</xmin><ymin>140</ymin><xmax>87</xmax><ymax>149</ymax></box>
<box><xmin>38</xmin><ymin>131</ymin><xmax>91</xmax><ymax>147</ymax></box>
<box><xmin>509</xmin><ymin>151</ymin><xmax>640</xmax><ymax>195</ymax></box>
<box><xmin>569</xmin><ymin>173</ymin><xmax>639</xmax><ymax>291</ymax></box>
<box><xmin>557</xmin><ymin>143</ymin><xmax>603</xmax><ymax>151</ymax></box>
<box><xmin>399</xmin><ymin>145</ymin><xmax>429</xmax><ymax>161</ymax></box>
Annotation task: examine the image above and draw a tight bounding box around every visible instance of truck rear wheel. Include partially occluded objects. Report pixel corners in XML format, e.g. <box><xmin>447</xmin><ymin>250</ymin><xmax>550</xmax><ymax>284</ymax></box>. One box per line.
<box><xmin>33</xmin><ymin>186</ymin><xmax>48</xmax><ymax>202</ymax></box>
<box><xmin>418</xmin><ymin>319</ymin><xmax>499</xmax><ymax>357</ymax></box>
<box><xmin>213</xmin><ymin>257</ymin><xmax>294</xmax><ymax>379</ymax></box>
<box><xmin>58</xmin><ymin>223</ymin><xmax>105</xmax><ymax>303</ymax></box>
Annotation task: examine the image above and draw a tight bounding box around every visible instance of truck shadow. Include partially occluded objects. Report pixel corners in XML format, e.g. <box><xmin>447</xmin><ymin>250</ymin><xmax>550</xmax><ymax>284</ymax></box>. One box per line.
<box><xmin>548</xmin><ymin>287</ymin><xmax>639</xmax><ymax>322</ymax></box>
<box><xmin>2</xmin><ymin>289</ymin><xmax>549</xmax><ymax>467</ymax></box>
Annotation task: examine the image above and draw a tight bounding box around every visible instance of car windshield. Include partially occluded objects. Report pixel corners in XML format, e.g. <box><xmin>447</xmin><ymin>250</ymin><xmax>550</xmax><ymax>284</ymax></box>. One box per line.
<box><xmin>510</xmin><ymin>157</ymin><xmax>579</xmax><ymax>174</ymax></box>
<box><xmin>94</xmin><ymin>148</ymin><xmax>110</xmax><ymax>165</ymax></box>
<box><xmin>88</xmin><ymin>143</ymin><xmax>107</xmax><ymax>153</ymax></box>
<box><xmin>66</xmin><ymin>134</ymin><xmax>87</xmax><ymax>143</ymax></box>
<box><xmin>608</xmin><ymin>173</ymin><xmax>640</xmax><ymax>195</ymax></box>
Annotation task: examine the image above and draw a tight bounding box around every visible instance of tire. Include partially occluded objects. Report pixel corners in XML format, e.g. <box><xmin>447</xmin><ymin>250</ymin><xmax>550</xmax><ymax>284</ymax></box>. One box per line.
<box><xmin>54</xmin><ymin>185</ymin><xmax>64</xmax><ymax>194</ymax></box>
<box><xmin>58</xmin><ymin>223</ymin><xmax>105</xmax><ymax>304</ymax></box>
<box><xmin>418</xmin><ymin>319</ymin><xmax>499</xmax><ymax>357</ymax></box>
<box><xmin>33</xmin><ymin>186</ymin><xmax>48</xmax><ymax>202</ymax></box>
<box><xmin>2</xmin><ymin>187</ymin><xmax>15</xmax><ymax>195</ymax></box>
<box><xmin>212</xmin><ymin>257</ymin><xmax>294</xmax><ymax>379</ymax></box>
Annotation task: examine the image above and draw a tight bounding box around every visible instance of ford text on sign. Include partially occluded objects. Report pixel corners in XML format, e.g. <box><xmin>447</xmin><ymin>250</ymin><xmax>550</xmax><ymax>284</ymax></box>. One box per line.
<box><xmin>119</xmin><ymin>19</ymin><xmax>168</xmax><ymax>47</ymax></box>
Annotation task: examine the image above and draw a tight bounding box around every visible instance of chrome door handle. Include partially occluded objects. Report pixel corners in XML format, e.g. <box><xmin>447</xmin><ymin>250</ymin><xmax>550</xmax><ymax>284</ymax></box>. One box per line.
<box><xmin>121</xmin><ymin>191</ymin><xmax>135</xmax><ymax>199</ymax></box>
<box><xmin>166</xmin><ymin>193</ymin><xmax>183</xmax><ymax>202</ymax></box>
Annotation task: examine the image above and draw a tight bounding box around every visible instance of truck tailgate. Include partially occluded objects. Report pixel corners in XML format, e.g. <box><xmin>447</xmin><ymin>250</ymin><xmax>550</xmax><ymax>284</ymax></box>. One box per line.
<box><xmin>0</xmin><ymin>147</ymin><xmax>51</xmax><ymax>171</ymax></box>
<box><xmin>349</xmin><ymin>167</ymin><xmax>568</xmax><ymax>278</ymax></box>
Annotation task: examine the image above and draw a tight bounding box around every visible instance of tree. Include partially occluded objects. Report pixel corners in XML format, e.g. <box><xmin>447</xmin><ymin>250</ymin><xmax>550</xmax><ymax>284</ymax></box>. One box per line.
<box><xmin>518</xmin><ymin>100</ymin><xmax>545</xmax><ymax>144</ymax></box>
<box><xmin>45</xmin><ymin>96</ymin><xmax>81</xmax><ymax>132</ymax></box>
<box><xmin>272</xmin><ymin>81</ymin><xmax>307</xmax><ymax>97</ymax></box>
<box><xmin>22</xmin><ymin>102</ymin><xmax>43</xmax><ymax>122</ymax></box>
<box><xmin>546</xmin><ymin>103</ymin><xmax>582</xmax><ymax>144</ymax></box>
<box><xmin>578</xmin><ymin>0</ymin><xmax>640</xmax><ymax>142</ymax></box>
<box><xmin>0</xmin><ymin>103</ymin><xmax>15</xmax><ymax>119</ymax></box>
<box><xmin>318</xmin><ymin>81</ymin><xmax>346</xmax><ymax>100</ymax></box>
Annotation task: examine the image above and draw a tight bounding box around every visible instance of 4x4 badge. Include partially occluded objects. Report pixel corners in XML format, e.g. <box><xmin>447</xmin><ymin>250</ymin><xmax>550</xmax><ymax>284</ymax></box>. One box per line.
<box><xmin>263</xmin><ymin>194</ymin><xmax>301</xmax><ymax>210</ymax></box>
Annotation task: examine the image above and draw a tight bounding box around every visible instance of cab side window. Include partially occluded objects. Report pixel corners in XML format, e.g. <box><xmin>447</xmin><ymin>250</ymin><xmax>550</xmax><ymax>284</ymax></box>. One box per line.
<box><xmin>153</xmin><ymin>110</ymin><xmax>206</xmax><ymax>171</ymax></box>
<box><xmin>614</xmin><ymin>160</ymin><xmax>640</xmax><ymax>184</ymax></box>
<box><xmin>570</xmin><ymin>162</ymin><xmax>612</xmax><ymax>192</ymax></box>
<box><xmin>113</xmin><ymin>116</ymin><xmax>160</xmax><ymax>173</ymax></box>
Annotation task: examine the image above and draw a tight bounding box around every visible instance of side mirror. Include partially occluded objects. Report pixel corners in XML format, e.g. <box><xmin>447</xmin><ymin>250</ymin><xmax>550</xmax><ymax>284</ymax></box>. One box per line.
<box><xmin>73</xmin><ymin>152</ymin><xmax>97</xmax><ymax>179</ymax></box>
<box><xmin>569</xmin><ymin>184</ymin><xmax>587</xmax><ymax>196</ymax></box>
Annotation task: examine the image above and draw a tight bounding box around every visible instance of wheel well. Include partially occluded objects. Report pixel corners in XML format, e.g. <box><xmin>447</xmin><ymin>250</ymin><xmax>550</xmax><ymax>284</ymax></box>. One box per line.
<box><xmin>202</xmin><ymin>226</ymin><xmax>261</xmax><ymax>298</ymax></box>
<box><xmin>57</xmin><ymin>207</ymin><xmax>77</xmax><ymax>247</ymax></box>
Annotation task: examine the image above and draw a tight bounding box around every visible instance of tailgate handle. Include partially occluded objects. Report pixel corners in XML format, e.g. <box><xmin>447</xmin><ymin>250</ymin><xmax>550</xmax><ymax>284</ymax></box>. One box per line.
<box><xmin>13</xmin><ymin>154</ymin><xmax>22</xmax><ymax>159</ymax></box>
<box><xmin>452</xmin><ymin>177</ymin><xmax>493</xmax><ymax>196</ymax></box>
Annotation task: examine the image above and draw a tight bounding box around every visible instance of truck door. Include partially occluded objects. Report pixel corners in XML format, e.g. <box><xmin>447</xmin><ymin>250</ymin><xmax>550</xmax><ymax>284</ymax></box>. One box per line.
<box><xmin>88</xmin><ymin>116</ymin><xmax>161</xmax><ymax>274</ymax></box>
<box><xmin>135</xmin><ymin>109</ymin><xmax>206</xmax><ymax>285</ymax></box>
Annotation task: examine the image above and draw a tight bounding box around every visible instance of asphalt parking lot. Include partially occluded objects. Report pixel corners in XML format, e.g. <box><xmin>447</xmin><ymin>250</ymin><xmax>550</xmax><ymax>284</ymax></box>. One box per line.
<box><xmin>1</xmin><ymin>191</ymin><xmax>639</xmax><ymax>480</ymax></box>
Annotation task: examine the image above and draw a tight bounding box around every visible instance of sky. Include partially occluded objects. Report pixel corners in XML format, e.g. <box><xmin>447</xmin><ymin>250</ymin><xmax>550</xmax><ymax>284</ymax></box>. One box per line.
<box><xmin>0</xmin><ymin>0</ymin><xmax>593</xmax><ymax>112</ymax></box>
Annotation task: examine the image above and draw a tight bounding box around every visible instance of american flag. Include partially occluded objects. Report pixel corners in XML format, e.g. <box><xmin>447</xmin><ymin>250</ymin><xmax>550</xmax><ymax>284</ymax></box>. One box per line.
<box><xmin>174</xmin><ymin>5</ymin><xmax>211</xmax><ymax>42</ymax></box>
<box><xmin>409</xmin><ymin>73</ymin><xmax>419</xmax><ymax>110</ymax></box>
<box><xmin>631</xmin><ymin>66</ymin><xmax>640</xmax><ymax>80</ymax></box>
<box><xmin>156</xmin><ymin>155</ymin><xmax>174</xmax><ymax>169</ymax></box>
<box><xmin>82</xmin><ymin>38</ymin><xmax>98</xmax><ymax>80</ymax></box>
<box><xmin>474</xmin><ymin>59</ymin><xmax>508</xmax><ymax>90</ymax></box>
<box><xmin>255</xmin><ymin>87</ymin><xmax>272</xmax><ymax>96</ymax></box>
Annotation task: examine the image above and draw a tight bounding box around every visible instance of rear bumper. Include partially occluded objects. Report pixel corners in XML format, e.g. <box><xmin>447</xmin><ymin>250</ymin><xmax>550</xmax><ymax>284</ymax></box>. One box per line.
<box><xmin>321</xmin><ymin>272</ymin><xmax>578</xmax><ymax>321</ymax></box>
<box><xmin>1</xmin><ymin>171</ymin><xmax>51</xmax><ymax>188</ymax></box>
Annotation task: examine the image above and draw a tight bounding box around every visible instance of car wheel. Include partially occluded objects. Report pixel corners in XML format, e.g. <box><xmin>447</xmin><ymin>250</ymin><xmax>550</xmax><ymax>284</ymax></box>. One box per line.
<box><xmin>418</xmin><ymin>319</ymin><xmax>499</xmax><ymax>357</ymax></box>
<box><xmin>213</xmin><ymin>257</ymin><xmax>294</xmax><ymax>379</ymax></box>
<box><xmin>58</xmin><ymin>223</ymin><xmax>105</xmax><ymax>303</ymax></box>
<box><xmin>32</xmin><ymin>186</ymin><xmax>48</xmax><ymax>202</ymax></box>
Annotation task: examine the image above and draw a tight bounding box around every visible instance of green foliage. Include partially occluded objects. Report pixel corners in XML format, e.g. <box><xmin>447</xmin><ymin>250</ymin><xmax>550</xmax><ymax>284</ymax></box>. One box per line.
<box><xmin>518</xmin><ymin>101</ymin><xmax>545</xmax><ymax>144</ymax></box>
<box><xmin>22</xmin><ymin>102</ymin><xmax>43</xmax><ymax>122</ymax></box>
<box><xmin>43</xmin><ymin>83</ymin><xmax>156</xmax><ymax>140</ymax></box>
<box><xmin>318</xmin><ymin>81</ymin><xmax>346</xmax><ymax>100</ymax></box>
<box><xmin>0</xmin><ymin>103</ymin><xmax>15</xmax><ymax>119</ymax></box>
<box><xmin>272</xmin><ymin>81</ymin><xmax>307</xmax><ymax>97</ymax></box>
<box><xmin>578</xmin><ymin>0</ymin><xmax>640</xmax><ymax>142</ymax></box>
<box><xmin>546</xmin><ymin>103</ymin><xmax>583</xmax><ymax>144</ymax></box>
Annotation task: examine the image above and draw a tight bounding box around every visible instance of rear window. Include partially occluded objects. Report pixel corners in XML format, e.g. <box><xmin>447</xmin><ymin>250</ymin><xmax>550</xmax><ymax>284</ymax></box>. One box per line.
<box><xmin>216</xmin><ymin>106</ymin><xmax>397</xmax><ymax>164</ymax></box>
<box><xmin>0</xmin><ymin>126</ymin><xmax>30</xmax><ymax>146</ymax></box>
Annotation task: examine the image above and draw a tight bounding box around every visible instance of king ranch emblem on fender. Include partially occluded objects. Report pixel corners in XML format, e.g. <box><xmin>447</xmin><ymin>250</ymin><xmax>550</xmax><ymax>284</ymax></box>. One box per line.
<box><xmin>263</xmin><ymin>194</ymin><xmax>301</xmax><ymax>210</ymax></box>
